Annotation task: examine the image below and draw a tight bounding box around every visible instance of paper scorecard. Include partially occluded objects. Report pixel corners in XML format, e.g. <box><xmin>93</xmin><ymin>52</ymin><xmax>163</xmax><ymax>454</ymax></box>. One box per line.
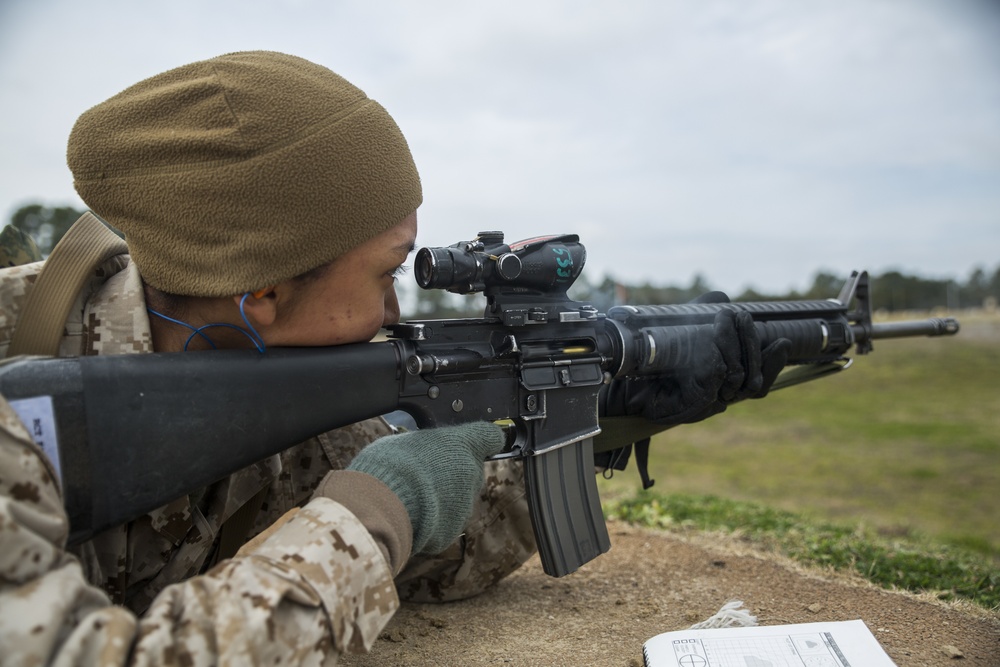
<box><xmin>643</xmin><ymin>619</ymin><xmax>897</xmax><ymax>667</ymax></box>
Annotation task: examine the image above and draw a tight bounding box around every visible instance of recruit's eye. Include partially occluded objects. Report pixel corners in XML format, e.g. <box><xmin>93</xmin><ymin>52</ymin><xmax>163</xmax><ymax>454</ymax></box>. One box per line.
<box><xmin>388</xmin><ymin>264</ymin><xmax>410</xmax><ymax>280</ymax></box>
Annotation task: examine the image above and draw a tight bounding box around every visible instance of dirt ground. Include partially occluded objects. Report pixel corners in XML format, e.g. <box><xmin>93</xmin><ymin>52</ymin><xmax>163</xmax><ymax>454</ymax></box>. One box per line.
<box><xmin>341</xmin><ymin>520</ymin><xmax>1000</xmax><ymax>667</ymax></box>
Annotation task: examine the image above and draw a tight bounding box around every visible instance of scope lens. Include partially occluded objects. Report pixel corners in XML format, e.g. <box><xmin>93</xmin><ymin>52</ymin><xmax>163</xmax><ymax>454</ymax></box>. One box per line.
<box><xmin>413</xmin><ymin>245</ymin><xmax>483</xmax><ymax>292</ymax></box>
<box><xmin>414</xmin><ymin>247</ymin><xmax>437</xmax><ymax>288</ymax></box>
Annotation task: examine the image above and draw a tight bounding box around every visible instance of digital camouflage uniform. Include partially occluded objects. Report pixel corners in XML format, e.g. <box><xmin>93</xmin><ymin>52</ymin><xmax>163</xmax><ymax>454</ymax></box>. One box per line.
<box><xmin>0</xmin><ymin>253</ymin><xmax>536</xmax><ymax>664</ymax></box>
<box><xmin>0</xmin><ymin>225</ymin><xmax>41</xmax><ymax>268</ymax></box>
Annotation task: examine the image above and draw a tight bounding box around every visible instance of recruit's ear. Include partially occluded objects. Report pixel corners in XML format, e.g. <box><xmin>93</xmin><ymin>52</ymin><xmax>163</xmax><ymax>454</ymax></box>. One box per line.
<box><xmin>235</xmin><ymin>287</ymin><xmax>278</xmax><ymax>327</ymax></box>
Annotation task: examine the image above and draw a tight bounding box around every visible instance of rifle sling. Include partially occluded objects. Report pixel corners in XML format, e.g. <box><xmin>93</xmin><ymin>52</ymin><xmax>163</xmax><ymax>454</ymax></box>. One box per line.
<box><xmin>7</xmin><ymin>212</ymin><xmax>127</xmax><ymax>358</ymax></box>
<box><xmin>211</xmin><ymin>486</ymin><xmax>270</xmax><ymax>566</ymax></box>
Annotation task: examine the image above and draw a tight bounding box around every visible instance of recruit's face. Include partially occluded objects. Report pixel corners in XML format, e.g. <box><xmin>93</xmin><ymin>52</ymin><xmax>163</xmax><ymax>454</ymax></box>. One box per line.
<box><xmin>263</xmin><ymin>212</ymin><xmax>417</xmax><ymax>347</ymax></box>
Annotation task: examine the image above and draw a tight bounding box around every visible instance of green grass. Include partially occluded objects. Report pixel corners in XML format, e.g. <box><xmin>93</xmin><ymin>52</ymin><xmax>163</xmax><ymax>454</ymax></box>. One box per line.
<box><xmin>604</xmin><ymin>491</ymin><xmax>1000</xmax><ymax>610</ymax></box>
<box><xmin>596</xmin><ymin>312</ymin><xmax>1000</xmax><ymax>609</ymax></box>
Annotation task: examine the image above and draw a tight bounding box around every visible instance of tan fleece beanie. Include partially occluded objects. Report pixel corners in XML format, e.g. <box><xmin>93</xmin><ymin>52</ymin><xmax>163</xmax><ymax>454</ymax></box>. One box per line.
<box><xmin>67</xmin><ymin>51</ymin><xmax>422</xmax><ymax>297</ymax></box>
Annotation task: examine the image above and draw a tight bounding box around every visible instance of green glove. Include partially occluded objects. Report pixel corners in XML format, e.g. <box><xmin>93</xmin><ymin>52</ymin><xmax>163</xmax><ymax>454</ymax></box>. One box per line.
<box><xmin>347</xmin><ymin>422</ymin><xmax>506</xmax><ymax>555</ymax></box>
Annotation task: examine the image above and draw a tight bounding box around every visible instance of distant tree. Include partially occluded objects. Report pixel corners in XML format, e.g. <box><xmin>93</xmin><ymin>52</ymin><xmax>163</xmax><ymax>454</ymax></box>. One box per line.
<box><xmin>734</xmin><ymin>287</ymin><xmax>771</xmax><ymax>301</ymax></box>
<box><xmin>579</xmin><ymin>275</ymin><xmax>624</xmax><ymax>311</ymax></box>
<box><xmin>959</xmin><ymin>266</ymin><xmax>990</xmax><ymax>308</ymax></box>
<box><xmin>687</xmin><ymin>273</ymin><xmax>713</xmax><ymax>301</ymax></box>
<box><xmin>735</xmin><ymin>272</ymin><xmax>843</xmax><ymax>303</ymax></box>
<box><xmin>802</xmin><ymin>271</ymin><xmax>845</xmax><ymax>300</ymax></box>
<box><xmin>408</xmin><ymin>284</ymin><xmax>482</xmax><ymax>319</ymax></box>
<box><xmin>618</xmin><ymin>273</ymin><xmax>714</xmax><ymax>306</ymax></box>
<box><xmin>11</xmin><ymin>204</ymin><xmax>88</xmax><ymax>255</ymax></box>
<box><xmin>871</xmin><ymin>270</ymin><xmax>953</xmax><ymax>311</ymax></box>
<box><xmin>565</xmin><ymin>272</ymin><xmax>600</xmax><ymax>306</ymax></box>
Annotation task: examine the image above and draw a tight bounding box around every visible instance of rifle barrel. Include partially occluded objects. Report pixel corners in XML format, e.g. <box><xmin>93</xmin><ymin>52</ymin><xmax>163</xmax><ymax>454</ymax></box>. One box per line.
<box><xmin>864</xmin><ymin>317</ymin><xmax>960</xmax><ymax>340</ymax></box>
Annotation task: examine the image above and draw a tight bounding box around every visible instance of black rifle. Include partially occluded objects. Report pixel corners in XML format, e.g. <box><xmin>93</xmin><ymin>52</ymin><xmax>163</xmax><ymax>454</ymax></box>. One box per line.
<box><xmin>0</xmin><ymin>232</ymin><xmax>959</xmax><ymax>577</ymax></box>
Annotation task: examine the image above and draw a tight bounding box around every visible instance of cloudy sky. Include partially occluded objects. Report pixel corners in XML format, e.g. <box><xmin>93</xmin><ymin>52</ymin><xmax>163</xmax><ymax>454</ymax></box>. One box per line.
<box><xmin>1</xmin><ymin>0</ymin><xmax>998</xmax><ymax>295</ymax></box>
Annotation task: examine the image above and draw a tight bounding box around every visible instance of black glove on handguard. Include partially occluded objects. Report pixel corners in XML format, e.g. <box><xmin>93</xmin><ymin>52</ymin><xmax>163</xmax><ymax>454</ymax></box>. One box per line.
<box><xmin>600</xmin><ymin>292</ymin><xmax>791</xmax><ymax>428</ymax></box>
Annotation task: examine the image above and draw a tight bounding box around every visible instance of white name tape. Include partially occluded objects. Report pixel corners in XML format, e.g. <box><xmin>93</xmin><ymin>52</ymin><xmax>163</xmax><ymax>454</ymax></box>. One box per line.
<box><xmin>9</xmin><ymin>395</ymin><xmax>62</xmax><ymax>483</ymax></box>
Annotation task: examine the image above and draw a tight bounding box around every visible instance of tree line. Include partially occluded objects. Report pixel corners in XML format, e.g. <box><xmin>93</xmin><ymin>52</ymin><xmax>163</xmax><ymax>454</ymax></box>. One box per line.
<box><xmin>9</xmin><ymin>203</ymin><xmax>998</xmax><ymax>316</ymax></box>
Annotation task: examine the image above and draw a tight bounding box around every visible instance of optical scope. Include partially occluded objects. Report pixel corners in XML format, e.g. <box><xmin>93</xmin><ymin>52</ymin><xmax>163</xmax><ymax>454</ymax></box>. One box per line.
<box><xmin>414</xmin><ymin>231</ymin><xmax>586</xmax><ymax>296</ymax></box>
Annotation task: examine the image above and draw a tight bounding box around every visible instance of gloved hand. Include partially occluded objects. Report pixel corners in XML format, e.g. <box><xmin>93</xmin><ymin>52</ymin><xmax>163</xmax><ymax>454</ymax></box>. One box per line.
<box><xmin>601</xmin><ymin>293</ymin><xmax>791</xmax><ymax>427</ymax></box>
<box><xmin>344</xmin><ymin>422</ymin><xmax>506</xmax><ymax>555</ymax></box>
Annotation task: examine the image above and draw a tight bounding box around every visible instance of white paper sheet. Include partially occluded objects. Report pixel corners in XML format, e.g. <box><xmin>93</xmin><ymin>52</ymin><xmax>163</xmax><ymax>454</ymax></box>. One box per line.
<box><xmin>643</xmin><ymin>619</ymin><xmax>896</xmax><ymax>667</ymax></box>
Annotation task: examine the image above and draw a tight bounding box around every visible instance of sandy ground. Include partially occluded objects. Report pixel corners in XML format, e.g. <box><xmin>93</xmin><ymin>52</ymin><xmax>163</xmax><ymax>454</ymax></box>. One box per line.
<box><xmin>341</xmin><ymin>520</ymin><xmax>1000</xmax><ymax>667</ymax></box>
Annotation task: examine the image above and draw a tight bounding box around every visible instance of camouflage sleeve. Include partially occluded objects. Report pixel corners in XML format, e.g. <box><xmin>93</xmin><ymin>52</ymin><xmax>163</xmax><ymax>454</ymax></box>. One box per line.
<box><xmin>394</xmin><ymin>458</ymin><xmax>538</xmax><ymax>602</ymax></box>
<box><xmin>135</xmin><ymin>498</ymin><xmax>400</xmax><ymax>661</ymax></box>
<box><xmin>0</xmin><ymin>394</ymin><xmax>398</xmax><ymax>665</ymax></box>
<box><xmin>0</xmin><ymin>224</ymin><xmax>41</xmax><ymax>268</ymax></box>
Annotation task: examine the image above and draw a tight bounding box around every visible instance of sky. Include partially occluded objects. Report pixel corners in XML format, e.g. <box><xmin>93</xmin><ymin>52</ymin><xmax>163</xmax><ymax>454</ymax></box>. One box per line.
<box><xmin>1</xmin><ymin>0</ymin><xmax>998</xmax><ymax>296</ymax></box>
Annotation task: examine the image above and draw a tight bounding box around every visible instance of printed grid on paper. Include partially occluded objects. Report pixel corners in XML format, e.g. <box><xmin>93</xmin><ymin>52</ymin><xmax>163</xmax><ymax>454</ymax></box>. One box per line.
<box><xmin>671</xmin><ymin>634</ymin><xmax>847</xmax><ymax>667</ymax></box>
